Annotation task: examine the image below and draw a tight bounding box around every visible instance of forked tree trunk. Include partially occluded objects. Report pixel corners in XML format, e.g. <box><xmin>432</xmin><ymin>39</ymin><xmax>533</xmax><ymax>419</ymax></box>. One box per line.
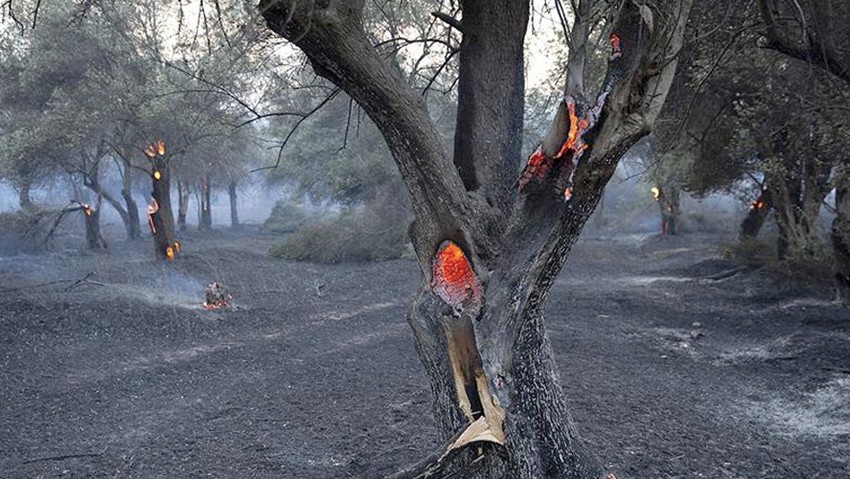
<box><xmin>150</xmin><ymin>155</ymin><xmax>178</xmax><ymax>260</ymax></box>
<box><xmin>261</xmin><ymin>1</ymin><xmax>692</xmax><ymax>477</ymax></box>
<box><xmin>177</xmin><ymin>179</ymin><xmax>190</xmax><ymax>232</ymax></box>
<box><xmin>228</xmin><ymin>180</ymin><xmax>239</xmax><ymax>228</ymax></box>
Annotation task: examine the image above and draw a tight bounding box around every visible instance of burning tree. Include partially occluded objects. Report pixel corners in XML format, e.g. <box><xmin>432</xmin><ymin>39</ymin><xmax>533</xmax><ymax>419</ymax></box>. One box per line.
<box><xmin>144</xmin><ymin>140</ymin><xmax>180</xmax><ymax>260</ymax></box>
<box><xmin>260</xmin><ymin>0</ymin><xmax>692</xmax><ymax>477</ymax></box>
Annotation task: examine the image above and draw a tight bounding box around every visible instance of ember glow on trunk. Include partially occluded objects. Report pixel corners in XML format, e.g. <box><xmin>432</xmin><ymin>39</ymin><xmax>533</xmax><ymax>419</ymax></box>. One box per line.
<box><xmin>431</xmin><ymin>240</ymin><xmax>482</xmax><ymax>311</ymax></box>
<box><xmin>750</xmin><ymin>199</ymin><xmax>765</xmax><ymax>210</ymax></box>
<box><xmin>651</xmin><ymin>186</ymin><xmax>661</xmax><ymax>201</ymax></box>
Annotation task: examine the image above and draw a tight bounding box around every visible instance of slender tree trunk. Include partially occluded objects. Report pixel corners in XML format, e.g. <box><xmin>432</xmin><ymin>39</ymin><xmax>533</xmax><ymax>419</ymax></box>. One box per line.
<box><xmin>150</xmin><ymin>155</ymin><xmax>178</xmax><ymax>260</ymax></box>
<box><xmin>833</xmin><ymin>166</ymin><xmax>850</xmax><ymax>301</ymax></box>
<box><xmin>228</xmin><ymin>180</ymin><xmax>239</xmax><ymax>228</ymax></box>
<box><xmin>199</xmin><ymin>175</ymin><xmax>212</xmax><ymax>231</ymax></box>
<box><xmin>17</xmin><ymin>179</ymin><xmax>33</xmax><ymax>210</ymax></box>
<box><xmin>177</xmin><ymin>180</ymin><xmax>190</xmax><ymax>232</ymax></box>
<box><xmin>121</xmin><ymin>156</ymin><xmax>141</xmax><ymax>240</ymax></box>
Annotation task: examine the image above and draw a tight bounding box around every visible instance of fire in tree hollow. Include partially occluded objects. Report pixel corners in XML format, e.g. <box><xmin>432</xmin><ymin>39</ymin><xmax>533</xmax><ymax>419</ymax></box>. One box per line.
<box><xmin>750</xmin><ymin>199</ymin><xmax>765</xmax><ymax>210</ymax></box>
<box><xmin>431</xmin><ymin>240</ymin><xmax>482</xmax><ymax>311</ymax></box>
<box><xmin>203</xmin><ymin>282</ymin><xmax>232</xmax><ymax>310</ymax></box>
<box><xmin>147</xmin><ymin>196</ymin><xmax>159</xmax><ymax>235</ymax></box>
<box><xmin>517</xmin><ymin>96</ymin><xmax>592</xmax><ymax>200</ymax></box>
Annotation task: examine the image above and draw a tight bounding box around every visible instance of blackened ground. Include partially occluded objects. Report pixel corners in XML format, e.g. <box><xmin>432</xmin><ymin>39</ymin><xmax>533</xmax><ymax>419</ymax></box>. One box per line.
<box><xmin>1</xmin><ymin>228</ymin><xmax>848</xmax><ymax>478</ymax></box>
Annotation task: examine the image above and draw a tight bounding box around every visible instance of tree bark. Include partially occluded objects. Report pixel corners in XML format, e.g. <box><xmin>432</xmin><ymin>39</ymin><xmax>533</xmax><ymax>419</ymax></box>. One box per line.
<box><xmin>83</xmin><ymin>196</ymin><xmax>107</xmax><ymax>250</ymax></box>
<box><xmin>657</xmin><ymin>184</ymin><xmax>680</xmax><ymax>235</ymax></box>
<box><xmin>260</xmin><ymin>0</ymin><xmax>692</xmax><ymax>477</ymax></box>
<box><xmin>228</xmin><ymin>180</ymin><xmax>239</xmax><ymax>228</ymax></box>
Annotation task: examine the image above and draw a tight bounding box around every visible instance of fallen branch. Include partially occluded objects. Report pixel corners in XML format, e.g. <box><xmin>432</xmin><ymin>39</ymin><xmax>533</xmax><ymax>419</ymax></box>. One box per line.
<box><xmin>22</xmin><ymin>446</ymin><xmax>107</xmax><ymax>465</ymax></box>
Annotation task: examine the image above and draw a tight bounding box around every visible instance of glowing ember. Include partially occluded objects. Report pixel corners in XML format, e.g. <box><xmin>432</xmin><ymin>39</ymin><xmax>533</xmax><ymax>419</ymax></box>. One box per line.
<box><xmin>203</xmin><ymin>282</ymin><xmax>232</xmax><ymax>310</ymax></box>
<box><xmin>174</xmin><ymin>240</ymin><xmax>181</xmax><ymax>252</ymax></box>
<box><xmin>651</xmin><ymin>186</ymin><xmax>661</xmax><ymax>201</ymax></box>
<box><xmin>563</xmin><ymin>187</ymin><xmax>574</xmax><ymax>202</ymax></box>
<box><xmin>156</xmin><ymin>140</ymin><xmax>166</xmax><ymax>155</ymax></box>
<box><xmin>750</xmin><ymin>199</ymin><xmax>765</xmax><ymax>210</ymax></box>
<box><xmin>166</xmin><ymin>245</ymin><xmax>175</xmax><ymax>261</ymax></box>
<box><xmin>82</xmin><ymin>203</ymin><xmax>93</xmax><ymax>217</ymax></box>
<box><xmin>431</xmin><ymin>240</ymin><xmax>482</xmax><ymax>311</ymax></box>
<box><xmin>610</xmin><ymin>33</ymin><xmax>622</xmax><ymax>59</ymax></box>
<box><xmin>153</xmin><ymin>170</ymin><xmax>162</xmax><ymax>181</ymax></box>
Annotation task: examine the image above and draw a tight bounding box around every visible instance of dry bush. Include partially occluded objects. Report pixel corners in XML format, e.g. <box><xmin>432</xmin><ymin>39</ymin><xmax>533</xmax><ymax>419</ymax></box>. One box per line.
<box><xmin>0</xmin><ymin>208</ymin><xmax>57</xmax><ymax>254</ymax></box>
<box><xmin>269</xmin><ymin>207</ymin><xmax>408</xmax><ymax>263</ymax></box>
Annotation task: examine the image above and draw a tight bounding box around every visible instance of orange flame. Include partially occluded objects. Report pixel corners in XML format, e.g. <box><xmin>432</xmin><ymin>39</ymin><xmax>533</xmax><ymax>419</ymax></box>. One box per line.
<box><xmin>554</xmin><ymin>98</ymin><xmax>590</xmax><ymax>160</ymax></box>
<box><xmin>81</xmin><ymin>203</ymin><xmax>93</xmax><ymax>216</ymax></box>
<box><xmin>431</xmin><ymin>240</ymin><xmax>482</xmax><ymax>310</ymax></box>
<box><xmin>750</xmin><ymin>200</ymin><xmax>765</xmax><ymax>210</ymax></box>
<box><xmin>156</xmin><ymin>140</ymin><xmax>166</xmax><ymax>155</ymax></box>
<box><xmin>153</xmin><ymin>170</ymin><xmax>161</xmax><ymax>181</ymax></box>
<box><xmin>174</xmin><ymin>240</ymin><xmax>181</xmax><ymax>252</ymax></box>
<box><xmin>166</xmin><ymin>245</ymin><xmax>175</xmax><ymax>261</ymax></box>
<box><xmin>563</xmin><ymin>187</ymin><xmax>574</xmax><ymax>201</ymax></box>
<box><xmin>144</xmin><ymin>144</ymin><xmax>157</xmax><ymax>158</ymax></box>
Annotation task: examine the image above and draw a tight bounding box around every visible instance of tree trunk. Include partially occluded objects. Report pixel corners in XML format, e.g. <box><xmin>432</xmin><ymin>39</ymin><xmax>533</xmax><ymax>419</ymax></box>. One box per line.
<box><xmin>657</xmin><ymin>184</ymin><xmax>680</xmax><ymax>235</ymax></box>
<box><xmin>199</xmin><ymin>175</ymin><xmax>212</xmax><ymax>231</ymax></box>
<box><xmin>228</xmin><ymin>180</ymin><xmax>239</xmax><ymax>228</ymax></box>
<box><xmin>833</xmin><ymin>166</ymin><xmax>850</xmax><ymax>302</ymax></box>
<box><xmin>121</xmin><ymin>156</ymin><xmax>141</xmax><ymax>240</ymax></box>
<box><xmin>177</xmin><ymin>180</ymin><xmax>190</xmax><ymax>232</ymax></box>
<box><xmin>150</xmin><ymin>155</ymin><xmax>178</xmax><ymax>260</ymax></box>
<box><xmin>260</xmin><ymin>1</ymin><xmax>692</xmax><ymax>477</ymax></box>
<box><xmin>767</xmin><ymin>155</ymin><xmax>831</xmax><ymax>260</ymax></box>
<box><xmin>84</xmin><ymin>196</ymin><xmax>107</xmax><ymax>249</ymax></box>
<box><xmin>17</xmin><ymin>179</ymin><xmax>33</xmax><ymax>210</ymax></box>
<box><xmin>739</xmin><ymin>189</ymin><xmax>772</xmax><ymax>240</ymax></box>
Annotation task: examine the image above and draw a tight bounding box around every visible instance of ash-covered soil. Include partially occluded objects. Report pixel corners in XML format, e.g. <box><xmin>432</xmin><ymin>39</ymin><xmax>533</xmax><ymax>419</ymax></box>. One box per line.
<box><xmin>1</xmin><ymin>228</ymin><xmax>848</xmax><ymax>478</ymax></box>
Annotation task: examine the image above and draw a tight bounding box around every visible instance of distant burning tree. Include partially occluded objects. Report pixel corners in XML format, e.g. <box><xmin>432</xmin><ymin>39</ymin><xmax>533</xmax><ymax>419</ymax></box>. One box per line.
<box><xmin>143</xmin><ymin>140</ymin><xmax>180</xmax><ymax>261</ymax></box>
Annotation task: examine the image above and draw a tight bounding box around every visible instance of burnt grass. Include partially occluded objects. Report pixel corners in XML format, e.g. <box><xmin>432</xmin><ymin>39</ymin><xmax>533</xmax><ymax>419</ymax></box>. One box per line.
<box><xmin>1</xmin><ymin>227</ymin><xmax>849</xmax><ymax>478</ymax></box>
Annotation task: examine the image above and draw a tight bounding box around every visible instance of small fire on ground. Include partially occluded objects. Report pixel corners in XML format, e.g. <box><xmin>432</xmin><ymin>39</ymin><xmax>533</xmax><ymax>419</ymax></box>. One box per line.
<box><xmin>203</xmin><ymin>281</ymin><xmax>232</xmax><ymax>310</ymax></box>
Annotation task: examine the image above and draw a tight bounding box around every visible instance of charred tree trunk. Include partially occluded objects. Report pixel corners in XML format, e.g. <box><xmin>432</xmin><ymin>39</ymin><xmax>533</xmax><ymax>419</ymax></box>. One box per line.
<box><xmin>833</xmin><ymin>166</ymin><xmax>850</xmax><ymax>302</ymax></box>
<box><xmin>177</xmin><ymin>179</ymin><xmax>190</xmax><ymax>232</ymax></box>
<box><xmin>739</xmin><ymin>189</ymin><xmax>772</xmax><ymax>240</ymax></box>
<box><xmin>228</xmin><ymin>180</ymin><xmax>239</xmax><ymax>228</ymax></box>
<box><xmin>260</xmin><ymin>1</ymin><xmax>692</xmax><ymax>477</ymax></box>
<box><xmin>150</xmin><ymin>154</ymin><xmax>178</xmax><ymax>260</ymax></box>
<box><xmin>658</xmin><ymin>185</ymin><xmax>680</xmax><ymax>235</ymax></box>
<box><xmin>199</xmin><ymin>175</ymin><xmax>212</xmax><ymax>231</ymax></box>
<box><xmin>83</xmin><ymin>196</ymin><xmax>107</xmax><ymax>250</ymax></box>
